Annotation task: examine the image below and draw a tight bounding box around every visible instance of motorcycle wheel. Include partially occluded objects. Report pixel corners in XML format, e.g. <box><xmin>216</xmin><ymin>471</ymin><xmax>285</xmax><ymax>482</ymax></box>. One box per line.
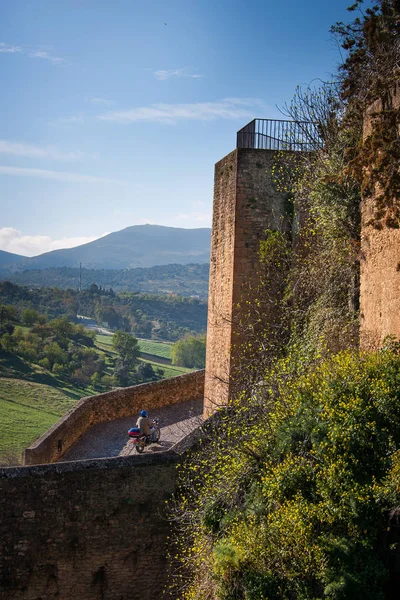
<box><xmin>136</xmin><ymin>441</ymin><xmax>145</xmax><ymax>454</ymax></box>
<box><xmin>153</xmin><ymin>427</ymin><xmax>161</xmax><ymax>443</ymax></box>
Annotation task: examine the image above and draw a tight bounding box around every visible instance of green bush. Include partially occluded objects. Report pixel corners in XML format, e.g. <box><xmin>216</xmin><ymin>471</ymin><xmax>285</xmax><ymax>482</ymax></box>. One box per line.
<box><xmin>39</xmin><ymin>357</ymin><xmax>51</xmax><ymax>370</ymax></box>
<box><xmin>173</xmin><ymin>349</ymin><xmax>400</xmax><ymax>600</ymax></box>
<box><xmin>100</xmin><ymin>374</ymin><xmax>115</xmax><ymax>389</ymax></box>
<box><xmin>52</xmin><ymin>363</ymin><xmax>64</xmax><ymax>376</ymax></box>
<box><xmin>171</xmin><ymin>334</ymin><xmax>206</xmax><ymax>368</ymax></box>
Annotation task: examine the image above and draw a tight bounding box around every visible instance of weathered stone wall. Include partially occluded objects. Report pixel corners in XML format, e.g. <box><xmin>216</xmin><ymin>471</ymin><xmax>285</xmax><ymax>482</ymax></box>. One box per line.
<box><xmin>360</xmin><ymin>210</ymin><xmax>400</xmax><ymax>348</ymax></box>
<box><xmin>24</xmin><ymin>370</ymin><xmax>204</xmax><ymax>465</ymax></box>
<box><xmin>204</xmin><ymin>151</ymin><xmax>237</xmax><ymax>415</ymax></box>
<box><xmin>231</xmin><ymin>150</ymin><xmax>291</xmax><ymax>367</ymax></box>
<box><xmin>360</xmin><ymin>90</ymin><xmax>400</xmax><ymax>348</ymax></box>
<box><xmin>0</xmin><ymin>453</ymin><xmax>179</xmax><ymax>600</ymax></box>
<box><xmin>204</xmin><ymin>149</ymin><xmax>290</xmax><ymax>415</ymax></box>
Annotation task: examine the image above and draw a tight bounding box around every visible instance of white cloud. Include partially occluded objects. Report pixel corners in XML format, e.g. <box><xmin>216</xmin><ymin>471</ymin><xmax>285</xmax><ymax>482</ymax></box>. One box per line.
<box><xmin>27</xmin><ymin>49</ymin><xmax>64</xmax><ymax>64</ymax></box>
<box><xmin>0</xmin><ymin>165</ymin><xmax>124</xmax><ymax>185</ymax></box>
<box><xmin>0</xmin><ymin>43</ymin><xmax>22</xmax><ymax>54</ymax></box>
<box><xmin>153</xmin><ymin>67</ymin><xmax>203</xmax><ymax>80</ymax></box>
<box><xmin>0</xmin><ymin>140</ymin><xmax>84</xmax><ymax>161</ymax></box>
<box><xmin>98</xmin><ymin>97</ymin><xmax>265</xmax><ymax>124</ymax></box>
<box><xmin>0</xmin><ymin>227</ymin><xmax>108</xmax><ymax>257</ymax></box>
<box><xmin>0</xmin><ymin>42</ymin><xmax>64</xmax><ymax>64</ymax></box>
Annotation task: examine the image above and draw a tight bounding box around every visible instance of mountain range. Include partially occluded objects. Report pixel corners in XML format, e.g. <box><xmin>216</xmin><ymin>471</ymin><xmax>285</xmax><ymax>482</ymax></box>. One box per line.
<box><xmin>0</xmin><ymin>225</ymin><xmax>211</xmax><ymax>272</ymax></box>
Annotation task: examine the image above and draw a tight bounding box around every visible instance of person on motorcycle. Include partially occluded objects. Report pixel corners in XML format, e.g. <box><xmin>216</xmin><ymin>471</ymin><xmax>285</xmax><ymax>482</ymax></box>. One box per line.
<box><xmin>136</xmin><ymin>410</ymin><xmax>157</xmax><ymax>442</ymax></box>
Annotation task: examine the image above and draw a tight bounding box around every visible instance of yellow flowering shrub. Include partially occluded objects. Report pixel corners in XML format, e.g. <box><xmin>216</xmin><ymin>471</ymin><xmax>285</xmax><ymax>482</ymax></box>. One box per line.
<box><xmin>170</xmin><ymin>349</ymin><xmax>400</xmax><ymax>600</ymax></box>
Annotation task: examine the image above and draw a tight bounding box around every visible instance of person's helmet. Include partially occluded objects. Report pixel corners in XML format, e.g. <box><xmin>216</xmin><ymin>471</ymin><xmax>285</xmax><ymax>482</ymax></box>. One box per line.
<box><xmin>140</xmin><ymin>410</ymin><xmax>148</xmax><ymax>417</ymax></box>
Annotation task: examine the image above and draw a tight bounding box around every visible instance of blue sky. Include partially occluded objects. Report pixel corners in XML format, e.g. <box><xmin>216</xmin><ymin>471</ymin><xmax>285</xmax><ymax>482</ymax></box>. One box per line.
<box><xmin>1</xmin><ymin>0</ymin><xmax>360</xmax><ymax>256</ymax></box>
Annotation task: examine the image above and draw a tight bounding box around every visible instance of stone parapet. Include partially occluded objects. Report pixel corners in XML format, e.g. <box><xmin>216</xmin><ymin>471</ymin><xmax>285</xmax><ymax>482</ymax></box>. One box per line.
<box><xmin>23</xmin><ymin>370</ymin><xmax>205</xmax><ymax>465</ymax></box>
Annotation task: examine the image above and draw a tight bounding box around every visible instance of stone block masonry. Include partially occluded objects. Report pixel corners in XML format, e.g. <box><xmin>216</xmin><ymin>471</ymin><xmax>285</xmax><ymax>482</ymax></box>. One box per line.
<box><xmin>0</xmin><ymin>453</ymin><xmax>179</xmax><ymax>600</ymax></box>
<box><xmin>360</xmin><ymin>211</ymin><xmax>400</xmax><ymax>348</ymax></box>
<box><xmin>204</xmin><ymin>149</ymin><xmax>291</xmax><ymax>415</ymax></box>
<box><xmin>23</xmin><ymin>370</ymin><xmax>204</xmax><ymax>465</ymax></box>
<box><xmin>204</xmin><ymin>151</ymin><xmax>237</xmax><ymax>416</ymax></box>
<box><xmin>360</xmin><ymin>89</ymin><xmax>400</xmax><ymax>349</ymax></box>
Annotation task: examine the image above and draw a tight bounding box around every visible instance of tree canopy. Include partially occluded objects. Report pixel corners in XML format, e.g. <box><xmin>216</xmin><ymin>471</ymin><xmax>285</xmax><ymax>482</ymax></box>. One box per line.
<box><xmin>171</xmin><ymin>335</ymin><xmax>206</xmax><ymax>369</ymax></box>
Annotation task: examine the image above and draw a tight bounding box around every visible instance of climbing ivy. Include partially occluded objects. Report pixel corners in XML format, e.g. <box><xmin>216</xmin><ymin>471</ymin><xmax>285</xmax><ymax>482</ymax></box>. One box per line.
<box><xmin>332</xmin><ymin>0</ymin><xmax>400</xmax><ymax>227</ymax></box>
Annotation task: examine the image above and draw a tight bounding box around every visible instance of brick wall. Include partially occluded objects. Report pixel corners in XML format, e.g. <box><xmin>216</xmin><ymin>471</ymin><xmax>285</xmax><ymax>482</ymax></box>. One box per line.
<box><xmin>23</xmin><ymin>370</ymin><xmax>204</xmax><ymax>465</ymax></box>
<box><xmin>204</xmin><ymin>149</ymin><xmax>290</xmax><ymax>415</ymax></box>
<box><xmin>204</xmin><ymin>151</ymin><xmax>237</xmax><ymax>415</ymax></box>
<box><xmin>0</xmin><ymin>453</ymin><xmax>180</xmax><ymax>600</ymax></box>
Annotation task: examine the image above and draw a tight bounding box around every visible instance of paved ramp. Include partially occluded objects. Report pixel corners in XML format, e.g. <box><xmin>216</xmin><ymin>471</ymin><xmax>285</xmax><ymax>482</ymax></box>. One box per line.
<box><xmin>59</xmin><ymin>398</ymin><xmax>203</xmax><ymax>462</ymax></box>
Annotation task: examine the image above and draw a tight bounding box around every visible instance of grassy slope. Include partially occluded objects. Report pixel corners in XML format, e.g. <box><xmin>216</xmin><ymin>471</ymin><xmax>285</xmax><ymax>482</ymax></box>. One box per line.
<box><xmin>137</xmin><ymin>357</ymin><xmax>192</xmax><ymax>378</ymax></box>
<box><xmin>0</xmin><ymin>351</ymin><xmax>88</xmax><ymax>463</ymax></box>
<box><xmin>0</xmin><ymin>351</ymin><xmax>84</xmax><ymax>399</ymax></box>
<box><xmin>96</xmin><ymin>334</ymin><xmax>173</xmax><ymax>361</ymax></box>
<box><xmin>95</xmin><ymin>334</ymin><xmax>113</xmax><ymax>346</ymax></box>
<box><xmin>0</xmin><ymin>379</ymin><xmax>76</xmax><ymax>456</ymax></box>
<box><xmin>137</xmin><ymin>338</ymin><xmax>172</xmax><ymax>360</ymax></box>
<box><xmin>95</xmin><ymin>334</ymin><xmax>190</xmax><ymax>376</ymax></box>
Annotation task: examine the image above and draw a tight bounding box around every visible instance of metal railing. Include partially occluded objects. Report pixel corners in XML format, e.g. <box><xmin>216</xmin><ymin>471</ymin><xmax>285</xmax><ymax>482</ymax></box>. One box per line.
<box><xmin>236</xmin><ymin>118</ymin><xmax>321</xmax><ymax>151</ymax></box>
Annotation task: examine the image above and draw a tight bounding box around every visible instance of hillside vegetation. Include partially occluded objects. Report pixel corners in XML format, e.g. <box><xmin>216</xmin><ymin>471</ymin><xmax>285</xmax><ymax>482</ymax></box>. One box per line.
<box><xmin>2</xmin><ymin>263</ymin><xmax>210</xmax><ymax>298</ymax></box>
<box><xmin>0</xmin><ymin>308</ymin><xmax>192</xmax><ymax>463</ymax></box>
<box><xmin>0</xmin><ymin>281</ymin><xmax>207</xmax><ymax>341</ymax></box>
<box><xmin>171</xmin><ymin>2</ymin><xmax>400</xmax><ymax>598</ymax></box>
<box><xmin>174</xmin><ymin>348</ymin><xmax>400</xmax><ymax>600</ymax></box>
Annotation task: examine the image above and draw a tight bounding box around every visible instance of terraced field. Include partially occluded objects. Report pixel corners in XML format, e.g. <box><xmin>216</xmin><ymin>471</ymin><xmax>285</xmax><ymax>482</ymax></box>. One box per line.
<box><xmin>95</xmin><ymin>334</ymin><xmax>190</xmax><ymax>377</ymax></box>
<box><xmin>137</xmin><ymin>339</ymin><xmax>172</xmax><ymax>360</ymax></box>
<box><xmin>96</xmin><ymin>334</ymin><xmax>172</xmax><ymax>359</ymax></box>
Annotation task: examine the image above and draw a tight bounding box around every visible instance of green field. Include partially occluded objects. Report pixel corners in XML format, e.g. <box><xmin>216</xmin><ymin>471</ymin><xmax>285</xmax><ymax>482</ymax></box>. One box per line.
<box><xmin>137</xmin><ymin>338</ymin><xmax>172</xmax><ymax>360</ymax></box>
<box><xmin>0</xmin><ymin>378</ymin><xmax>77</xmax><ymax>463</ymax></box>
<box><xmin>0</xmin><ymin>352</ymin><xmax>89</xmax><ymax>464</ymax></box>
<box><xmin>96</xmin><ymin>334</ymin><xmax>187</xmax><ymax>377</ymax></box>
<box><xmin>96</xmin><ymin>334</ymin><xmax>173</xmax><ymax>361</ymax></box>
<box><xmin>137</xmin><ymin>357</ymin><xmax>192</xmax><ymax>378</ymax></box>
<box><xmin>96</xmin><ymin>334</ymin><xmax>114</xmax><ymax>347</ymax></box>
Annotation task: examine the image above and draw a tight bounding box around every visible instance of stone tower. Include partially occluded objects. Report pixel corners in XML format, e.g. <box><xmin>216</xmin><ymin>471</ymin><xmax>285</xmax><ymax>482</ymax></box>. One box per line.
<box><xmin>360</xmin><ymin>90</ymin><xmax>400</xmax><ymax>349</ymax></box>
<box><xmin>204</xmin><ymin>119</ymin><xmax>315</xmax><ymax>416</ymax></box>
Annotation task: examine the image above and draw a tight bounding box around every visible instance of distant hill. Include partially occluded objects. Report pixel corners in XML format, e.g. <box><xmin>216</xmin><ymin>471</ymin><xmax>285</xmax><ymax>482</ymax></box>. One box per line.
<box><xmin>5</xmin><ymin>263</ymin><xmax>210</xmax><ymax>298</ymax></box>
<box><xmin>0</xmin><ymin>250</ymin><xmax>26</xmax><ymax>269</ymax></box>
<box><xmin>1</xmin><ymin>225</ymin><xmax>211</xmax><ymax>271</ymax></box>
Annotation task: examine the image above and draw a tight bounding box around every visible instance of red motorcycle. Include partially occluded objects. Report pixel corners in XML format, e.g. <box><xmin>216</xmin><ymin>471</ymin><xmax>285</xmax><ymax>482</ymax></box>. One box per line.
<box><xmin>128</xmin><ymin>418</ymin><xmax>161</xmax><ymax>453</ymax></box>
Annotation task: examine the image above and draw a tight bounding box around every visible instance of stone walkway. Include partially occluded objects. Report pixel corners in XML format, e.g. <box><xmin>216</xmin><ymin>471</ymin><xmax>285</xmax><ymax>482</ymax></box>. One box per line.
<box><xmin>59</xmin><ymin>398</ymin><xmax>203</xmax><ymax>462</ymax></box>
